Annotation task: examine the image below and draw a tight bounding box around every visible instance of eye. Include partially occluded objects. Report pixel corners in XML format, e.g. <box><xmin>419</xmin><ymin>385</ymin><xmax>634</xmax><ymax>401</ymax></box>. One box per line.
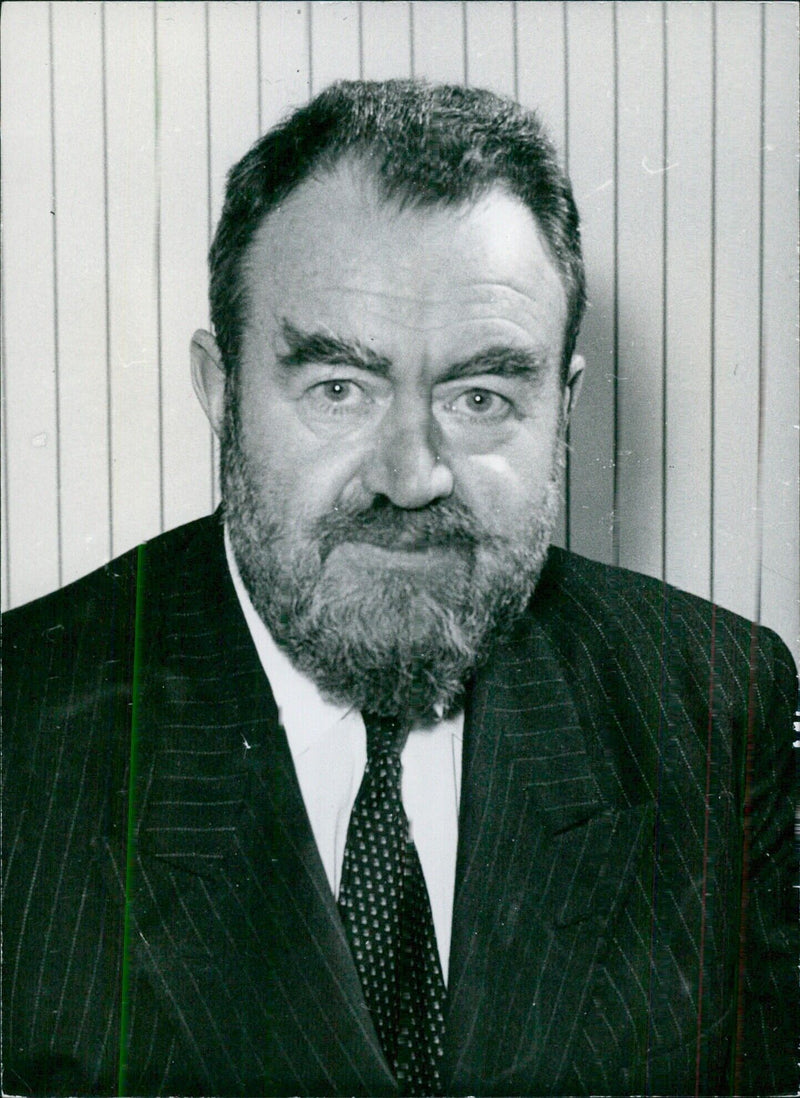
<box><xmin>447</xmin><ymin>388</ymin><xmax>512</xmax><ymax>422</ymax></box>
<box><xmin>307</xmin><ymin>378</ymin><xmax>368</xmax><ymax>411</ymax></box>
<box><xmin>320</xmin><ymin>380</ymin><xmax>357</xmax><ymax>402</ymax></box>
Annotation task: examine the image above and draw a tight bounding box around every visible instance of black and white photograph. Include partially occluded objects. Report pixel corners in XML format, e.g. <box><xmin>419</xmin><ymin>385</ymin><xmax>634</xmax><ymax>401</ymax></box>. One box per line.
<box><xmin>2</xmin><ymin>2</ymin><xmax>797</xmax><ymax>1095</ymax></box>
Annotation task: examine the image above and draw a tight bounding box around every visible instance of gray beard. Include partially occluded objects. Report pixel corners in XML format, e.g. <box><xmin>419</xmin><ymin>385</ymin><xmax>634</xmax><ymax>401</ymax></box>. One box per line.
<box><xmin>222</xmin><ymin>397</ymin><xmax>562</xmax><ymax>724</ymax></box>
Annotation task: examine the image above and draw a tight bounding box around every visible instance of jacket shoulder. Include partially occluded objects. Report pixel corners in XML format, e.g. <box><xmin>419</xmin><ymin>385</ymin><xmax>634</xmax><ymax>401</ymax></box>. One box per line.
<box><xmin>2</xmin><ymin>513</ymin><xmax>221</xmax><ymax>646</ymax></box>
<box><xmin>537</xmin><ymin>546</ymin><xmax>796</xmax><ymax>705</ymax></box>
<box><xmin>2</xmin><ymin>514</ymin><xmax>223</xmax><ymax>749</ymax></box>
<box><xmin>3</xmin><ymin>543</ymin><xmax>138</xmax><ymax>653</ymax></box>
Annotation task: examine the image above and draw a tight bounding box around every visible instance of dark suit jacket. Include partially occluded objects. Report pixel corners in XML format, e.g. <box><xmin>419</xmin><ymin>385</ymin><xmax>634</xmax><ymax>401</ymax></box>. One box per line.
<box><xmin>3</xmin><ymin>514</ymin><xmax>797</xmax><ymax>1096</ymax></box>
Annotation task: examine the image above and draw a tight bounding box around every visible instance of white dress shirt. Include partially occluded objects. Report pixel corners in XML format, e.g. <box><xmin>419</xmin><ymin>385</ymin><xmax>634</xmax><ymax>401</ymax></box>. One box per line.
<box><xmin>225</xmin><ymin>531</ymin><xmax>463</xmax><ymax>981</ymax></box>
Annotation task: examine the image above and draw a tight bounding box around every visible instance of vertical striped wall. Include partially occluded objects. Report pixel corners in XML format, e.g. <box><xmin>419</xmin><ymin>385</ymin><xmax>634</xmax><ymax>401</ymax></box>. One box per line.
<box><xmin>2</xmin><ymin>1</ymin><xmax>798</xmax><ymax>663</ymax></box>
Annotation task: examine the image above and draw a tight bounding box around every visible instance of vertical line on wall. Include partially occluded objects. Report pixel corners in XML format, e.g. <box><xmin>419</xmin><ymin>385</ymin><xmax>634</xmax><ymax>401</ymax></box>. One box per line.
<box><xmin>204</xmin><ymin>2</ymin><xmax>216</xmax><ymax>510</ymax></box>
<box><xmin>204</xmin><ymin>1</ymin><xmax>213</xmax><ymax>253</ymax></box>
<box><xmin>753</xmin><ymin>3</ymin><xmax>767</xmax><ymax>629</ymax></box>
<box><xmin>461</xmin><ymin>2</ymin><xmax>469</xmax><ymax>84</ymax></box>
<box><xmin>660</xmin><ymin>2</ymin><xmax>669</xmax><ymax>584</ymax></box>
<box><xmin>307</xmin><ymin>1</ymin><xmax>314</xmax><ymax>97</ymax></box>
<box><xmin>611</xmin><ymin>2</ymin><xmax>620</xmax><ymax>568</ymax></box>
<box><xmin>101</xmin><ymin>1</ymin><xmax>114</xmax><ymax>557</ymax></box>
<box><xmin>563</xmin><ymin>0</ymin><xmax>571</xmax><ymax>551</ymax></box>
<box><xmin>48</xmin><ymin>2</ymin><xmax>64</xmax><ymax>587</ymax></box>
<box><xmin>256</xmin><ymin>2</ymin><xmax>263</xmax><ymax>133</ymax></box>
<box><xmin>357</xmin><ymin>2</ymin><xmax>364</xmax><ymax>80</ymax></box>
<box><xmin>204</xmin><ymin>3</ymin><xmax>212</xmax><ymax>246</ymax></box>
<box><xmin>562</xmin><ymin>1</ymin><xmax>570</xmax><ymax>174</ymax></box>
<box><xmin>511</xmin><ymin>1</ymin><xmax>519</xmax><ymax>101</ymax></box>
<box><xmin>1</xmin><ymin>190</ymin><xmax>10</xmax><ymax>603</ymax></box>
<box><xmin>734</xmin><ymin>24</ymin><xmax>769</xmax><ymax>1089</ymax></box>
<box><xmin>409</xmin><ymin>1</ymin><xmax>415</xmax><ymax>78</ymax></box>
<box><xmin>709</xmin><ymin>6</ymin><xmax>717</xmax><ymax>604</ymax></box>
<box><xmin>154</xmin><ymin>2</ymin><xmax>164</xmax><ymax>532</ymax></box>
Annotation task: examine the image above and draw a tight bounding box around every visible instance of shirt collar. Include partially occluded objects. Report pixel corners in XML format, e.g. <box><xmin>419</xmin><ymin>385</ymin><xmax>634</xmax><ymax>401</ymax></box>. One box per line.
<box><xmin>224</xmin><ymin>527</ymin><xmax>353</xmax><ymax>757</ymax></box>
<box><xmin>225</xmin><ymin>525</ymin><xmax>464</xmax><ymax>743</ymax></box>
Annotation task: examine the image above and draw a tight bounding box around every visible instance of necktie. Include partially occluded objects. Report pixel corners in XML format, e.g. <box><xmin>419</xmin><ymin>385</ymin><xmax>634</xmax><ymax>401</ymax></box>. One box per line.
<box><xmin>337</xmin><ymin>713</ymin><xmax>446</xmax><ymax>1095</ymax></box>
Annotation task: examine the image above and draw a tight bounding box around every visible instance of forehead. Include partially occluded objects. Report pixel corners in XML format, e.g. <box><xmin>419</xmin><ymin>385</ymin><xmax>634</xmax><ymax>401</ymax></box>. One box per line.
<box><xmin>241</xmin><ymin>161</ymin><xmax>567</xmax><ymax>359</ymax></box>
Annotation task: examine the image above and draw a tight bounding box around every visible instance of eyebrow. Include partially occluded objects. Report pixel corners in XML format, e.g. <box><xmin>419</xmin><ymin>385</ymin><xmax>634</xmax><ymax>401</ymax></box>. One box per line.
<box><xmin>277</xmin><ymin>319</ymin><xmax>392</xmax><ymax>377</ymax></box>
<box><xmin>277</xmin><ymin>319</ymin><xmax>546</xmax><ymax>384</ymax></box>
<box><xmin>439</xmin><ymin>346</ymin><xmax>547</xmax><ymax>383</ymax></box>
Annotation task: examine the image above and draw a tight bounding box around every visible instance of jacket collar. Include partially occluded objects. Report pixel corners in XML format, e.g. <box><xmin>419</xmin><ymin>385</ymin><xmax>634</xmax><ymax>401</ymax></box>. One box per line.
<box><xmin>100</xmin><ymin>515</ymin><xmax>397</xmax><ymax>1095</ymax></box>
<box><xmin>445</xmin><ymin>608</ymin><xmax>651</xmax><ymax>1091</ymax></box>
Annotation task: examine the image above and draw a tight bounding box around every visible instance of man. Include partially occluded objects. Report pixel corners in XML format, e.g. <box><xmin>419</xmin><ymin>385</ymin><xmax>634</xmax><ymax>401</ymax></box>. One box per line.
<box><xmin>3</xmin><ymin>80</ymin><xmax>796</xmax><ymax>1097</ymax></box>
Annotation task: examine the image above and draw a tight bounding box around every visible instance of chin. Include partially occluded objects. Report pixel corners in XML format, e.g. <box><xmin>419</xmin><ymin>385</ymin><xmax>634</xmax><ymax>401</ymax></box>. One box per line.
<box><xmin>222</xmin><ymin>401</ymin><xmax>563</xmax><ymax>721</ymax></box>
<box><xmin>259</xmin><ymin>544</ymin><xmax>542</xmax><ymax>723</ymax></box>
<box><xmin>319</xmin><ymin>541</ymin><xmax>474</xmax><ymax>611</ymax></box>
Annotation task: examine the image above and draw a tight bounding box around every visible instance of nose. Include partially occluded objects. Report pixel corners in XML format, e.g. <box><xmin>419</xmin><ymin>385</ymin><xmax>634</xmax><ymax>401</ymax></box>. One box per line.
<box><xmin>363</xmin><ymin>404</ymin><xmax>454</xmax><ymax>509</ymax></box>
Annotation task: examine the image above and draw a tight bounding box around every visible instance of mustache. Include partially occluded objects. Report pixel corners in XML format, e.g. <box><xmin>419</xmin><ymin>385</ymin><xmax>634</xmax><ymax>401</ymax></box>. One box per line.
<box><xmin>311</xmin><ymin>495</ymin><xmax>499</xmax><ymax>557</ymax></box>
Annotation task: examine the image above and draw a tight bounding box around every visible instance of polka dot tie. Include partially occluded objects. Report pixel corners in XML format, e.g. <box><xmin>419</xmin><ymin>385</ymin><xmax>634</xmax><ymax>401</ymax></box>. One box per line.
<box><xmin>337</xmin><ymin>713</ymin><xmax>446</xmax><ymax>1095</ymax></box>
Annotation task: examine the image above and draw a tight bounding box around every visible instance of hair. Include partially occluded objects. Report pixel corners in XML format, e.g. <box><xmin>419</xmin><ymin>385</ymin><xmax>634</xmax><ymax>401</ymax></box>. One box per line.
<box><xmin>209</xmin><ymin>79</ymin><xmax>585</xmax><ymax>380</ymax></box>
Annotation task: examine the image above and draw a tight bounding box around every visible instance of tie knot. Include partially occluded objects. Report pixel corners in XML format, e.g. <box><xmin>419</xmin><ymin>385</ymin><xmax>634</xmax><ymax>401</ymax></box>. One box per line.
<box><xmin>362</xmin><ymin>712</ymin><xmax>408</xmax><ymax>760</ymax></box>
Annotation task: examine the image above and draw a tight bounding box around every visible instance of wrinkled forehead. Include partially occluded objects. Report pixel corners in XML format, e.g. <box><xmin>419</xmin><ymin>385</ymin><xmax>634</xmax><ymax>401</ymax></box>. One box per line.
<box><xmin>239</xmin><ymin>160</ymin><xmax>568</xmax><ymax>354</ymax></box>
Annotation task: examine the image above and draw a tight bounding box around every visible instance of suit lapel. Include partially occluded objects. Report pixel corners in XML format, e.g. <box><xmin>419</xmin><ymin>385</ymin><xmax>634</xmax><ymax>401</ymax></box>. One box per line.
<box><xmin>98</xmin><ymin>517</ymin><xmax>396</xmax><ymax>1096</ymax></box>
<box><xmin>97</xmin><ymin>517</ymin><xmax>651</xmax><ymax>1093</ymax></box>
<box><xmin>444</xmin><ymin>611</ymin><xmax>651</xmax><ymax>1094</ymax></box>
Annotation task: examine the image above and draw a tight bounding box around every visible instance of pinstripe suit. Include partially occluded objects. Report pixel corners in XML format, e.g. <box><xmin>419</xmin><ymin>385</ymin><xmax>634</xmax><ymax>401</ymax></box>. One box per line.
<box><xmin>3</xmin><ymin>513</ymin><xmax>797</xmax><ymax>1096</ymax></box>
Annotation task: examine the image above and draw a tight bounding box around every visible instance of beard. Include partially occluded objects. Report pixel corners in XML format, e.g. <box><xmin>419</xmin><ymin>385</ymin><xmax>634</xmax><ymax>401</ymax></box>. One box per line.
<box><xmin>222</xmin><ymin>393</ymin><xmax>563</xmax><ymax>724</ymax></box>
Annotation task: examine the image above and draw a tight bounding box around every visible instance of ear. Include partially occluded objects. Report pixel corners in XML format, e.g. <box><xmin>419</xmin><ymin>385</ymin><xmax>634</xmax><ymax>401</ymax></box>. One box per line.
<box><xmin>562</xmin><ymin>353</ymin><xmax>585</xmax><ymax>421</ymax></box>
<box><xmin>191</xmin><ymin>329</ymin><xmax>227</xmax><ymax>437</ymax></box>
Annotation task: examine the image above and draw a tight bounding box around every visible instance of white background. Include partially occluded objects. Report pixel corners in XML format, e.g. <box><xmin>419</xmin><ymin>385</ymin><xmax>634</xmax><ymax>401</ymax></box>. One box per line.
<box><xmin>2</xmin><ymin>1</ymin><xmax>798</xmax><ymax>664</ymax></box>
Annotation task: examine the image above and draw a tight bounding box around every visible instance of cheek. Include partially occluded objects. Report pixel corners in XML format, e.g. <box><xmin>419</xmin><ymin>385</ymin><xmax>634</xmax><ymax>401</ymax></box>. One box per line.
<box><xmin>459</xmin><ymin>454</ymin><xmax>529</xmax><ymax>520</ymax></box>
<box><xmin>456</xmin><ymin>444</ymin><xmax>558</xmax><ymax>532</ymax></box>
<box><xmin>465</xmin><ymin>445</ymin><xmax>555</xmax><ymax>493</ymax></box>
<box><xmin>469</xmin><ymin>453</ymin><xmax>518</xmax><ymax>478</ymax></box>
<box><xmin>240</xmin><ymin>406</ymin><xmax>368</xmax><ymax>515</ymax></box>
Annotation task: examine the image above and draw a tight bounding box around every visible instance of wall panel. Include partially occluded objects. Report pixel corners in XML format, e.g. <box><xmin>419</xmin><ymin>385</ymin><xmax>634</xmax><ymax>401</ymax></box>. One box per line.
<box><xmin>1</xmin><ymin>2</ymin><xmax>59</xmax><ymax>607</ymax></box>
<box><xmin>259</xmin><ymin>2</ymin><xmax>310</xmax><ymax>129</ymax></box>
<box><xmin>1</xmin><ymin>1</ymin><xmax>797</xmax><ymax>663</ymax></box>
<box><xmin>514</xmin><ymin>1</ymin><xmax>567</xmax><ymax>549</ymax></box>
<box><xmin>663</xmin><ymin>2</ymin><xmax>714</xmax><ymax>600</ymax></box>
<box><xmin>760</xmin><ymin>2</ymin><xmax>800</xmax><ymax>663</ymax></box>
<box><xmin>309</xmin><ymin>1</ymin><xmax>361</xmax><ymax>91</ymax></box>
<box><xmin>564</xmin><ymin>1</ymin><xmax>616</xmax><ymax>564</ymax></box>
<box><xmin>464</xmin><ymin>2</ymin><xmax>515</xmax><ymax>97</ymax></box>
<box><xmin>362</xmin><ymin>2</ymin><xmax>412</xmax><ymax>80</ymax></box>
<box><xmin>51</xmin><ymin>2</ymin><xmax>111</xmax><ymax>586</ymax></box>
<box><xmin>516</xmin><ymin>3</ymin><xmax>565</xmax><ymax>155</ymax></box>
<box><xmin>411</xmin><ymin>1</ymin><xmax>465</xmax><ymax>83</ymax></box>
<box><xmin>615</xmin><ymin>2</ymin><xmax>665</xmax><ymax>578</ymax></box>
<box><xmin>158</xmin><ymin>2</ymin><xmax>216</xmax><ymax>530</ymax></box>
<box><xmin>711</xmin><ymin>3</ymin><xmax>763</xmax><ymax>625</ymax></box>
<box><xmin>207</xmin><ymin>2</ymin><xmax>261</xmax><ymax>505</ymax></box>
<box><xmin>208</xmin><ymin>3</ymin><xmax>261</xmax><ymax>229</ymax></box>
<box><xmin>102</xmin><ymin>3</ymin><xmax>162</xmax><ymax>559</ymax></box>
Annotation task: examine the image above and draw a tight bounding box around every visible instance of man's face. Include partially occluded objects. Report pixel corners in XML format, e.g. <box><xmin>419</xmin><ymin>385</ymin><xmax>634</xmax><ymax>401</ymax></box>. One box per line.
<box><xmin>193</xmin><ymin>161</ymin><xmax>583</xmax><ymax>722</ymax></box>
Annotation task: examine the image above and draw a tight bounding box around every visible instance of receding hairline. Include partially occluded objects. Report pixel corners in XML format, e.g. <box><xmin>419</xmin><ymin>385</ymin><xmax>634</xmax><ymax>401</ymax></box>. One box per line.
<box><xmin>245</xmin><ymin>151</ymin><xmax>556</xmax><ymax>231</ymax></box>
<box><xmin>209</xmin><ymin>79</ymin><xmax>586</xmax><ymax>381</ymax></box>
<box><xmin>235</xmin><ymin>154</ymin><xmax>572</xmax><ymax>356</ymax></box>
